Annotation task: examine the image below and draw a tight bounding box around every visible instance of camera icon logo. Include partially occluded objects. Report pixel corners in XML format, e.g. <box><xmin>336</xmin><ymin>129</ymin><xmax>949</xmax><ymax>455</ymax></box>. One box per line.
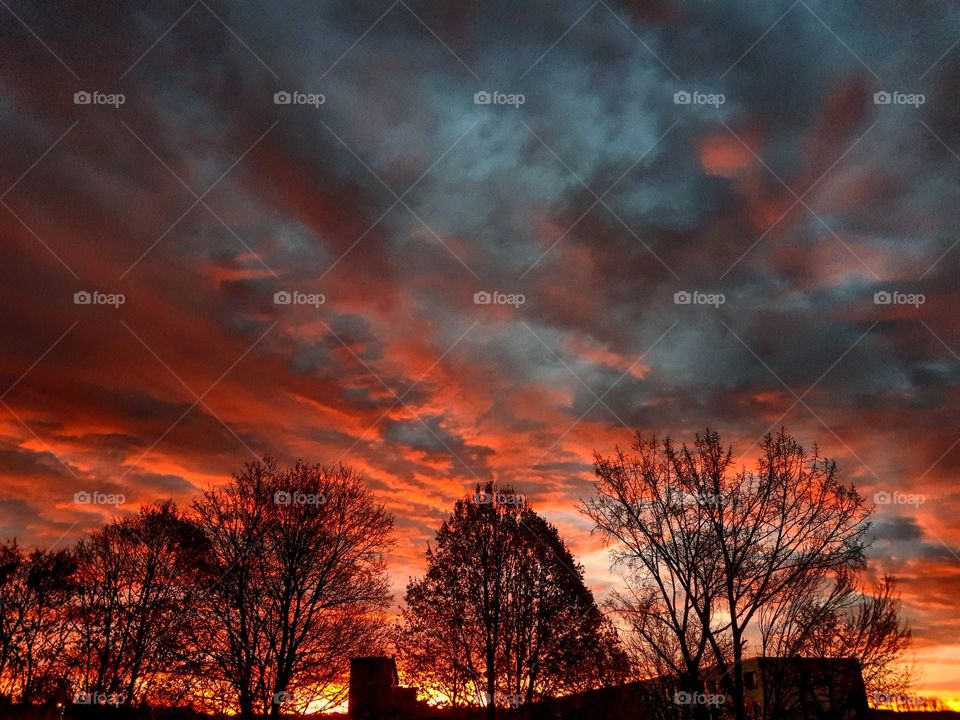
<box><xmin>74</xmin><ymin>291</ymin><xmax>92</xmax><ymax>305</ymax></box>
<box><xmin>873</xmin><ymin>291</ymin><xmax>891</xmax><ymax>305</ymax></box>
<box><xmin>674</xmin><ymin>91</ymin><xmax>691</xmax><ymax>105</ymax></box>
<box><xmin>474</xmin><ymin>91</ymin><xmax>492</xmax><ymax>105</ymax></box>
<box><xmin>274</xmin><ymin>91</ymin><xmax>292</xmax><ymax>105</ymax></box>
<box><xmin>474</xmin><ymin>291</ymin><xmax>492</xmax><ymax>305</ymax></box>
<box><xmin>274</xmin><ymin>290</ymin><xmax>292</xmax><ymax>305</ymax></box>
<box><xmin>74</xmin><ymin>91</ymin><xmax>91</xmax><ymax>105</ymax></box>
<box><xmin>874</xmin><ymin>91</ymin><xmax>891</xmax><ymax>105</ymax></box>
<box><xmin>274</xmin><ymin>491</ymin><xmax>292</xmax><ymax>506</ymax></box>
<box><xmin>674</xmin><ymin>291</ymin><xmax>692</xmax><ymax>305</ymax></box>
<box><xmin>73</xmin><ymin>491</ymin><xmax>91</xmax><ymax>504</ymax></box>
<box><xmin>273</xmin><ymin>691</ymin><xmax>294</xmax><ymax>705</ymax></box>
<box><xmin>472</xmin><ymin>492</ymin><xmax>492</xmax><ymax>504</ymax></box>
<box><xmin>873</xmin><ymin>491</ymin><xmax>891</xmax><ymax>505</ymax></box>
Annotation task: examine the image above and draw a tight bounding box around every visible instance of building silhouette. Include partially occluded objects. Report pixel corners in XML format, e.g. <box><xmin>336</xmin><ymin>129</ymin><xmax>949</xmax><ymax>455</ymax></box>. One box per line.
<box><xmin>347</xmin><ymin>656</ymin><xmax>873</xmax><ymax>720</ymax></box>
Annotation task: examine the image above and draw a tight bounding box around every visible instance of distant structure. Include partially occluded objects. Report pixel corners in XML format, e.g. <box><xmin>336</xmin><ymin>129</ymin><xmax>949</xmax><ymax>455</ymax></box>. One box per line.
<box><xmin>740</xmin><ymin>657</ymin><xmax>869</xmax><ymax>720</ymax></box>
<box><xmin>349</xmin><ymin>657</ymin><xmax>418</xmax><ymax>720</ymax></box>
<box><xmin>348</xmin><ymin>655</ymin><xmax>871</xmax><ymax>720</ymax></box>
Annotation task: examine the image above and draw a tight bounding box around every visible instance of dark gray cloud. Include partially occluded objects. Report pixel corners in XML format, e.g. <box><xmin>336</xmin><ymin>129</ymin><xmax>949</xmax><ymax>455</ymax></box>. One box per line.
<box><xmin>2</xmin><ymin>0</ymin><xmax>960</xmax><ymax>691</ymax></box>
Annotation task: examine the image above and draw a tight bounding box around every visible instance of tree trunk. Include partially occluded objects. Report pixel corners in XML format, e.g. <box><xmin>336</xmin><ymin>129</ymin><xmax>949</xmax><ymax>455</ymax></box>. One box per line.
<box><xmin>486</xmin><ymin>649</ymin><xmax>496</xmax><ymax>720</ymax></box>
<box><xmin>730</xmin><ymin>630</ymin><xmax>746</xmax><ymax>720</ymax></box>
<box><xmin>238</xmin><ymin>685</ymin><xmax>255</xmax><ymax>720</ymax></box>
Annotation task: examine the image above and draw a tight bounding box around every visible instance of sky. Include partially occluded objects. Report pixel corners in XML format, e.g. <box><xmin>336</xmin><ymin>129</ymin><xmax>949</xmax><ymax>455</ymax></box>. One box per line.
<box><xmin>1</xmin><ymin>0</ymin><xmax>960</xmax><ymax>706</ymax></box>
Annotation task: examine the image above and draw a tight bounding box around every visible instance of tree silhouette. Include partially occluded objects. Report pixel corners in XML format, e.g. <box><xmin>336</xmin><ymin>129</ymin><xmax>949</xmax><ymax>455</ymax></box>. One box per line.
<box><xmin>398</xmin><ymin>482</ymin><xmax>627</xmax><ymax>719</ymax></box>
<box><xmin>71</xmin><ymin>501</ymin><xmax>207</xmax><ymax>706</ymax></box>
<box><xmin>12</xmin><ymin>547</ymin><xmax>76</xmax><ymax>704</ymax></box>
<box><xmin>0</xmin><ymin>443</ymin><xmax>920</xmax><ymax>717</ymax></box>
<box><xmin>0</xmin><ymin>542</ymin><xmax>76</xmax><ymax>704</ymax></box>
<box><xmin>191</xmin><ymin>458</ymin><xmax>393</xmax><ymax>719</ymax></box>
<box><xmin>783</xmin><ymin>574</ymin><xmax>913</xmax><ymax>705</ymax></box>
<box><xmin>583</xmin><ymin>429</ymin><xmax>873</xmax><ymax>720</ymax></box>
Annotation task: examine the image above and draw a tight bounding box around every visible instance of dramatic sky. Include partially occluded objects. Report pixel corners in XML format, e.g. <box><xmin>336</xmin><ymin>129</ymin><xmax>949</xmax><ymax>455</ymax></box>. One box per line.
<box><xmin>2</xmin><ymin>0</ymin><xmax>960</xmax><ymax>705</ymax></box>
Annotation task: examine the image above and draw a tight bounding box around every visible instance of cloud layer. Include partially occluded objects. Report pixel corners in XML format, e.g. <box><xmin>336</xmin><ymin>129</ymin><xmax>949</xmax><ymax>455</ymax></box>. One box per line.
<box><xmin>2</xmin><ymin>0</ymin><xmax>959</xmax><ymax>700</ymax></box>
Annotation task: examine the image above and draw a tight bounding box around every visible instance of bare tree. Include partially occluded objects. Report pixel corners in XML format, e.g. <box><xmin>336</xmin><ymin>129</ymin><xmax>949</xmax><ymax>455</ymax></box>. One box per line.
<box><xmin>0</xmin><ymin>542</ymin><xmax>23</xmax><ymax>700</ymax></box>
<box><xmin>71</xmin><ymin>501</ymin><xmax>207</xmax><ymax>705</ymax></box>
<box><xmin>793</xmin><ymin>575</ymin><xmax>913</xmax><ymax>701</ymax></box>
<box><xmin>584</xmin><ymin>429</ymin><xmax>873</xmax><ymax>720</ymax></box>
<box><xmin>0</xmin><ymin>542</ymin><xmax>77</xmax><ymax>704</ymax></box>
<box><xmin>582</xmin><ymin>436</ymin><xmax>728</xmax><ymax>719</ymax></box>
<box><xmin>11</xmin><ymin>548</ymin><xmax>77</xmax><ymax>704</ymax></box>
<box><xmin>189</xmin><ymin>459</ymin><xmax>273</xmax><ymax>719</ymax></box>
<box><xmin>399</xmin><ymin>482</ymin><xmax>627</xmax><ymax>720</ymax></box>
<box><xmin>191</xmin><ymin>459</ymin><xmax>394</xmax><ymax>719</ymax></box>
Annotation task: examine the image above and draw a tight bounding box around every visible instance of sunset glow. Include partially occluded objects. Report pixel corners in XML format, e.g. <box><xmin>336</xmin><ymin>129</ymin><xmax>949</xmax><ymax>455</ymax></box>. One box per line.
<box><xmin>2</xmin><ymin>0</ymin><xmax>960</xmax><ymax>715</ymax></box>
